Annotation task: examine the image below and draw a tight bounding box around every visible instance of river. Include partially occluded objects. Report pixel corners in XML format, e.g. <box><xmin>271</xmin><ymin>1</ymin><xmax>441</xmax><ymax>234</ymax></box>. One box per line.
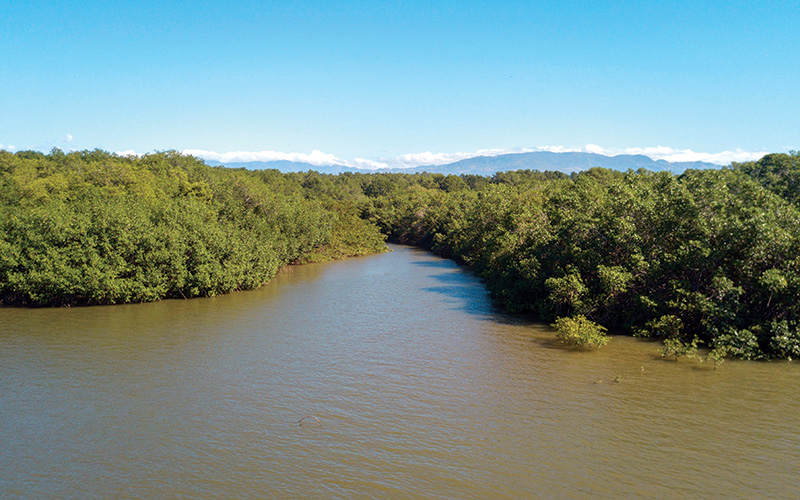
<box><xmin>2</xmin><ymin>244</ymin><xmax>799</xmax><ymax>499</ymax></box>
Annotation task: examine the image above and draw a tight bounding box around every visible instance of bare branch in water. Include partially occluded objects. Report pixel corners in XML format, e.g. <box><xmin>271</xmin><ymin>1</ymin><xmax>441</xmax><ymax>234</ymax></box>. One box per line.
<box><xmin>298</xmin><ymin>415</ymin><xmax>322</xmax><ymax>426</ymax></box>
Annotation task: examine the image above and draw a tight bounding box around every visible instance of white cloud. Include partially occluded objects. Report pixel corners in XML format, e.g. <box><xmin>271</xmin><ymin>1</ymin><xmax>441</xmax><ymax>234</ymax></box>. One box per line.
<box><xmin>351</xmin><ymin>158</ymin><xmax>390</xmax><ymax>170</ymax></box>
<box><xmin>583</xmin><ymin>144</ymin><xmax>606</xmax><ymax>155</ymax></box>
<box><xmin>183</xmin><ymin>145</ymin><xmax>769</xmax><ymax>171</ymax></box>
<box><xmin>576</xmin><ymin>145</ymin><xmax>769</xmax><ymax>165</ymax></box>
<box><xmin>392</xmin><ymin>151</ymin><xmax>474</xmax><ymax>167</ymax></box>
<box><xmin>386</xmin><ymin>148</ymin><xmax>547</xmax><ymax>168</ymax></box>
<box><xmin>116</xmin><ymin>150</ymin><xmax>139</xmax><ymax>157</ymax></box>
<box><xmin>183</xmin><ymin>149</ymin><xmax>350</xmax><ymax>167</ymax></box>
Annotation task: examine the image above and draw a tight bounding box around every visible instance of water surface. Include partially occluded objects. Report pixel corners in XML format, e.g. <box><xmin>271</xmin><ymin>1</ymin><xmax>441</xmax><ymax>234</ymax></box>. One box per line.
<box><xmin>2</xmin><ymin>245</ymin><xmax>799</xmax><ymax>499</ymax></box>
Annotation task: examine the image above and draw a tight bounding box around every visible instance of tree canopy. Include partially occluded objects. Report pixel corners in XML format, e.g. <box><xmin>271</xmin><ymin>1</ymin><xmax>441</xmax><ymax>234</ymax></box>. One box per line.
<box><xmin>0</xmin><ymin>149</ymin><xmax>385</xmax><ymax>306</ymax></box>
<box><xmin>3</xmin><ymin>149</ymin><xmax>800</xmax><ymax>359</ymax></box>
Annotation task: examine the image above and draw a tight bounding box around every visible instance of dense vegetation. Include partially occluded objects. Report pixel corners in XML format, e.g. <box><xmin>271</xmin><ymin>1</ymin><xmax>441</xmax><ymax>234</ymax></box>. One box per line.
<box><xmin>3</xmin><ymin>149</ymin><xmax>800</xmax><ymax>359</ymax></box>
<box><xmin>0</xmin><ymin>150</ymin><xmax>385</xmax><ymax>306</ymax></box>
<box><xmin>359</xmin><ymin>152</ymin><xmax>800</xmax><ymax>360</ymax></box>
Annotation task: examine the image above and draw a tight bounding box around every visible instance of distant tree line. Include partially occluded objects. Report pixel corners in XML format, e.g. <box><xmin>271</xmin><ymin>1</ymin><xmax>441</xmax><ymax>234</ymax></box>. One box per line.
<box><xmin>3</xmin><ymin>149</ymin><xmax>800</xmax><ymax>359</ymax></box>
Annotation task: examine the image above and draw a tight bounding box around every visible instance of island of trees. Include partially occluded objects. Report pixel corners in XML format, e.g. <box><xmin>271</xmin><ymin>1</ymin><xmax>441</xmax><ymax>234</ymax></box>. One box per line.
<box><xmin>2</xmin><ymin>149</ymin><xmax>799</xmax><ymax>360</ymax></box>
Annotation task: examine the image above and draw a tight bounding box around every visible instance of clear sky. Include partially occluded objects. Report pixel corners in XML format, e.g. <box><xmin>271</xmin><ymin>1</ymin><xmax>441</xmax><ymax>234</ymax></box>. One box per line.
<box><xmin>2</xmin><ymin>0</ymin><xmax>797</xmax><ymax>167</ymax></box>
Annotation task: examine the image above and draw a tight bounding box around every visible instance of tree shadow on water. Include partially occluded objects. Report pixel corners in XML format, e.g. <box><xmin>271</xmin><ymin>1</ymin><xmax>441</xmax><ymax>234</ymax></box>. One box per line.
<box><xmin>531</xmin><ymin>336</ymin><xmax>566</xmax><ymax>351</ymax></box>
<box><xmin>410</xmin><ymin>259</ymin><xmax>456</xmax><ymax>268</ymax></box>
<box><xmin>410</xmin><ymin>256</ymin><xmax>546</xmax><ymax>327</ymax></box>
<box><xmin>426</xmin><ymin>270</ymin><xmax>479</xmax><ymax>285</ymax></box>
<box><xmin>420</xmin><ymin>284</ymin><xmax>498</xmax><ymax>320</ymax></box>
<box><xmin>411</xmin><ymin>258</ymin><xmax>483</xmax><ymax>284</ymax></box>
<box><xmin>419</xmin><ymin>283</ymin><xmax>542</xmax><ymax>327</ymax></box>
<box><xmin>422</xmin><ymin>284</ymin><xmax>483</xmax><ymax>301</ymax></box>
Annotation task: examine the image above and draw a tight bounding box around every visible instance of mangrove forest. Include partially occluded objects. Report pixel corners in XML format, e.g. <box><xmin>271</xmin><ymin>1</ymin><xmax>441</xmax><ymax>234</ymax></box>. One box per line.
<box><xmin>2</xmin><ymin>148</ymin><xmax>800</xmax><ymax>360</ymax></box>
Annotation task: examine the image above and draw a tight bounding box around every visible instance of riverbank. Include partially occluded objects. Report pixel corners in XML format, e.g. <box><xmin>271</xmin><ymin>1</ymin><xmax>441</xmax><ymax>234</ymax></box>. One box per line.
<box><xmin>3</xmin><ymin>244</ymin><xmax>799</xmax><ymax>499</ymax></box>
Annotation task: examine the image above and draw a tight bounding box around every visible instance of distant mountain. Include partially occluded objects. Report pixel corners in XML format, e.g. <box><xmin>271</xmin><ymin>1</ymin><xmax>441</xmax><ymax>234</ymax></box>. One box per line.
<box><xmin>203</xmin><ymin>151</ymin><xmax>720</xmax><ymax>176</ymax></box>
<box><xmin>401</xmin><ymin>152</ymin><xmax>719</xmax><ymax>175</ymax></box>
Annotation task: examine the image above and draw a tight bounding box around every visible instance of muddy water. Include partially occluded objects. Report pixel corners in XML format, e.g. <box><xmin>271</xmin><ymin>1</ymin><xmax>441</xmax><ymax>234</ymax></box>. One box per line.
<box><xmin>2</xmin><ymin>245</ymin><xmax>799</xmax><ymax>499</ymax></box>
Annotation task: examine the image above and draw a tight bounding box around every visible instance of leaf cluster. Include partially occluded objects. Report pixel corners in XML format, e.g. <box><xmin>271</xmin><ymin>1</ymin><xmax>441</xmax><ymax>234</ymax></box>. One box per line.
<box><xmin>552</xmin><ymin>315</ymin><xmax>610</xmax><ymax>349</ymax></box>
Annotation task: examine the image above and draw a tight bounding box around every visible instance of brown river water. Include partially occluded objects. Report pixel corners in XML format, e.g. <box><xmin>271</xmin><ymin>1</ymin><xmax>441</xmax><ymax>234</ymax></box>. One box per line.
<box><xmin>2</xmin><ymin>244</ymin><xmax>799</xmax><ymax>499</ymax></box>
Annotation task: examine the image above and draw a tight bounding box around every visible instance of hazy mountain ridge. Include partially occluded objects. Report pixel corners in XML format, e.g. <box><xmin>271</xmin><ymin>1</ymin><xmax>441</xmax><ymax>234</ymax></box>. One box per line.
<box><xmin>205</xmin><ymin>151</ymin><xmax>721</xmax><ymax>175</ymax></box>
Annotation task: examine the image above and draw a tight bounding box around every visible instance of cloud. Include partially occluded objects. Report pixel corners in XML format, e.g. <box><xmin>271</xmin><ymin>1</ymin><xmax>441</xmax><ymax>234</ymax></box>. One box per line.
<box><xmin>577</xmin><ymin>145</ymin><xmax>769</xmax><ymax>165</ymax></box>
<box><xmin>392</xmin><ymin>144</ymin><xmax>769</xmax><ymax>167</ymax></box>
<box><xmin>0</xmin><ymin>143</ymin><xmax>16</xmax><ymax>151</ymax></box>
<box><xmin>385</xmin><ymin>148</ymin><xmax>544</xmax><ymax>168</ymax></box>
<box><xmin>116</xmin><ymin>150</ymin><xmax>139</xmax><ymax>157</ymax></box>
<box><xmin>186</xmin><ymin>147</ymin><xmax>542</xmax><ymax>170</ymax></box>
<box><xmin>351</xmin><ymin>158</ymin><xmax>390</xmax><ymax>169</ymax></box>
<box><xmin>392</xmin><ymin>151</ymin><xmax>475</xmax><ymax>167</ymax></box>
<box><xmin>583</xmin><ymin>144</ymin><xmax>606</xmax><ymax>155</ymax></box>
<box><xmin>377</xmin><ymin>146</ymin><xmax>595</xmax><ymax>168</ymax></box>
<box><xmin>183</xmin><ymin>149</ymin><xmax>350</xmax><ymax>167</ymax></box>
<box><xmin>184</xmin><ymin>145</ymin><xmax>769</xmax><ymax>171</ymax></box>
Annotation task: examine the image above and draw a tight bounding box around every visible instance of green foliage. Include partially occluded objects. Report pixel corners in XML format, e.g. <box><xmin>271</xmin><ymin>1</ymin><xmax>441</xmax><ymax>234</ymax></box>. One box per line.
<box><xmin>0</xmin><ymin>150</ymin><xmax>385</xmax><ymax>306</ymax></box>
<box><xmin>767</xmin><ymin>320</ymin><xmax>800</xmax><ymax>359</ymax></box>
<box><xmin>661</xmin><ymin>336</ymin><xmax>701</xmax><ymax>361</ymax></box>
<box><xmin>6</xmin><ymin>147</ymin><xmax>800</xmax><ymax>361</ymax></box>
<box><xmin>545</xmin><ymin>270</ymin><xmax>588</xmax><ymax>316</ymax></box>
<box><xmin>734</xmin><ymin>151</ymin><xmax>800</xmax><ymax>204</ymax></box>
<box><xmin>353</xmin><ymin>158</ymin><xmax>800</xmax><ymax>359</ymax></box>
<box><xmin>706</xmin><ymin>346</ymin><xmax>728</xmax><ymax>369</ymax></box>
<box><xmin>638</xmin><ymin>315</ymin><xmax>684</xmax><ymax>338</ymax></box>
<box><xmin>597</xmin><ymin>264</ymin><xmax>633</xmax><ymax>296</ymax></box>
<box><xmin>552</xmin><ymin>315</ymin><xmax>610</xmax><ymax>349</ymax></box>
<box><xmin>711</xmin><ymin>328</ymin><xmax>764</xmax><ymax>360</ymax></box>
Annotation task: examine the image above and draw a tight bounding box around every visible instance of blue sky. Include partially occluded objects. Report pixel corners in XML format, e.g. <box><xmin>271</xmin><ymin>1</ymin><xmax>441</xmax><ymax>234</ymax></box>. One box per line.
<box><xmin>1</xmin><ymin>0</ymin><xmax>797</xmax><ymax>167</ymax></box>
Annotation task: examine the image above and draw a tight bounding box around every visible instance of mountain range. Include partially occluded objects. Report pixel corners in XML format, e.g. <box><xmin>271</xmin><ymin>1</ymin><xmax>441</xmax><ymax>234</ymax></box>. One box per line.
<box><xmin>202</xmin><ymin>151</ymin><xmax>721</xmax><ymax>175</ymax></box>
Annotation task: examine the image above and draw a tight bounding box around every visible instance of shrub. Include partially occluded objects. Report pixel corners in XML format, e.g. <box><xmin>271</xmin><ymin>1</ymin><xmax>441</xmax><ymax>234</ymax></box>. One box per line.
<box><xmin>660</xmin><ymin>336</ymin><xmax>701</xmax><ymax>361</ymax></box>
<box><xmin>552</xmin><ymin>315</ymin><xmax>610</xmax><ymax>349</ymax></box>
<box><xmin>768</xmin><ymin>320</ymin><xmax>800</xmax><ymax>359</ymax></box>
